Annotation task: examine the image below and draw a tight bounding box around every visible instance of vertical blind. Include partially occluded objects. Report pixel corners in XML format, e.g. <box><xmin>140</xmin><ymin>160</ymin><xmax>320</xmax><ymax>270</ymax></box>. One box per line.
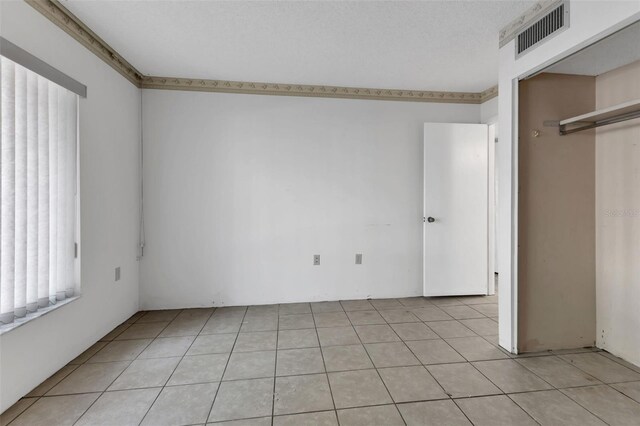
<box><xmin>1</xmin><ymin>56</ymin><xmax>78</xmax><ymax>325</ymax></box>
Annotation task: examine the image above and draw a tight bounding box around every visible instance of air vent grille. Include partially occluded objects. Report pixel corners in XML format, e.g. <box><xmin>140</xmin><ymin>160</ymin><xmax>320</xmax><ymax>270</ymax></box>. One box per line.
<box><xmin>516</xmin><ymin>2</ymin><xmax>568</xmax><ymax>57</ymax></box>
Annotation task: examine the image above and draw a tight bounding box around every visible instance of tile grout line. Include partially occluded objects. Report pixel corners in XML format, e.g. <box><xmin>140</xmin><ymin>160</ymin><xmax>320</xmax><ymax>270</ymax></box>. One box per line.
<box><xmin>69</xmin><ymin>309</ymin><xmax>184</xmax><ymax>426</ymax></box>
<box><xmin>309</xmin><ymin>304</ymin><xmax>340</xmax><ymax>426</ymax></box>
<box><xmin>346</xmin><ymin>304</ymin><xmax>408</xmax><ymax>426</ymax></box>
<box><xmin>141</xmin><ymin>307</ymin><xmax>215</xmax><ymax>425</ymax></box>
<box><xmin>203</xmin><ymin>306</ymin><xmax>249</xmax><ymax>425</ymax></box>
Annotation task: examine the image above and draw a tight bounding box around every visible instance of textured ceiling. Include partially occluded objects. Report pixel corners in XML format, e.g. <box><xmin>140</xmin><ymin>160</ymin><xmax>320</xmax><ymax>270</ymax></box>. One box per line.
<box><xmin>62</xmin><ymin>0</ymin><xmax>535</xmax><ymax>92</ymax></box>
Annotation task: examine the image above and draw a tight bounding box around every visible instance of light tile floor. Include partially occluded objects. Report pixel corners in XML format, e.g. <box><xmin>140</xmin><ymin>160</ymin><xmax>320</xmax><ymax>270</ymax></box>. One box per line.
<box><xmin>3</xmin><ymin>294</ymin><xmax>640</xmax><ymax>425</ymax></box>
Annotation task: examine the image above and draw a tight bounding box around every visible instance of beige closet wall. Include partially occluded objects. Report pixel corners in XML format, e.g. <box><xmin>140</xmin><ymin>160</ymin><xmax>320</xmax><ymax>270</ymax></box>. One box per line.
<box><xmin>595</xmin><ymin>60</ymin><xmax>640</xmax><ymax>366</ymax></box>
<box><xmin>518</xmin><ymin>73</ymin><xmax>596</xmax><ymax>353</ymax></box>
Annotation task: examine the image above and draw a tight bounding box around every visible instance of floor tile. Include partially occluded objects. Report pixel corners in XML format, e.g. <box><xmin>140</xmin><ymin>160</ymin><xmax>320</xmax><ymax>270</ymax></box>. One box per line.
<box><xmin>88</xmin><ymin>339</ymin><xmax>152</xmax><ymax>363</ymax></box>
<box><xmin>209</xmin><ymin>378</ymin><xmax>274</xmax><ymax>422</ymax></box>
<box><xmin>240</xmin><ymin>315</ymin><xmax>278</xmax><ymax>332</ymax></box>
<box><xmin>69</xmin><ymin>341</ymin><xmax>109</xmax><ymax>364</ymax></box>
<box><xmin>470</xmin><ymin>303</ymin><xmax>498</xmax><ymax>317</ymax></box>
<box><xmin>354</xmin><ymin>324</ymin><xmax>400</xmax><ymax>343</ymax></box>
<box><xmin>277</xmin><ymin>329</ymin><xmax>319</xmax><ymax>349</ymax></box>
<box><xmin>234</xmin><ymin>331</ymin><xmax>277</xmax><ymax>352</ymax></box>
<box><xmin>322</xmin><ymin>344</ymin><xmax>374</xmax><ymax>372</ymax></box>
<box><xmin>10</xmin><ymin>393</ymin><xmax>99</xmax><ymax>426</ymax></box>
<box><xmin>446</xmin><ymin>336</ymin><xmax>509</xmax><ymax>361</ymax></box>
<box><xmin>0</xmin><ymin>398</ymin><xmax>37</xmax><ymax>425</ymax></box>
<box><xmin>337</xmin><ymin>404</ymin><xmax>404</xmax><ymax>426</ymax></box>
<box><xmin>317</xmin><ymin>326</ymin><xmax>360</xmax><ymax>346</ymax></box>
<box><xmin>174</xmin><ymin>308</ymin><xmax>213</xmax><ymax>321</ymax></box>
<box><xmin>428</xmin><ymin>297</ymin><xmax>465</xmax><ymax>306</ymax></box>
<box><xmin>562</xmin><ymin>384</ymin><xmax>640</xmax><ymax>425</ymax></box>
<box><xmin>223</xmin><ymin>350</ymin><xmax>276</xmax><ymax>380</ymax></box>
<box><xmin>278</xmin><ymin>314</ymin><xmax>315</xmax><ymax>330</ymax></box>
<box><xmin>168</xmin><ymin>353</ymin><xmax>228</xmax><ymax>385</ymax></box>
<box><xmin>599</xmin><ymin>352</ymin><xmax>640</xmax><ymax>374</ymax></box>
<box><xmin>378</xmin><ymin>366</ymin><xmax>447</xmax><ymax>402</ymax></box>
<box><xmin>462</xmin><ymin>294</ymin><xmax>498</xmax><ymax>305</ymax></box>
<box><xmin>109</xmin><ymin>357</ymin><xmax>180</xmax><ymax>390</ymax></box>
<box><xmin>516</xmin><ymin>355</ymin><xmax>600</xmax><ymax>388</ymax></box>
<box><xmin>397</xmin><ymin>297</ymin><xmax>434</xmax><ymax>308</ymax></box>
<box><xmin>159</xmin><ymin>318</ymin><xmax>207</xmax><ymax>337</ymax></box>
<box><xmin>378</xmin><ymin>309</ymin><xmax>420</xmax><ymax>323</ymax></box>
<box><xmin>410</xmin><ymin>307</ymin><xmax>453</xmax><ymax>321</ymax></box>
<box><xmin>390</xmin><ymin>322</ymin><xmax>439</xmax><ymax>341</ymax></box>
<box><xmin>273</xmin><ymin>410</ymin><xmax>337</xmax><ymax>426</ymax></box>
<box><xmin>611</xmin><ymin>381</ymin><xmax>640</xmax><ymax>403</ymax></box>
<box><xmin>441</xmin><ymin>305</ymin><xmax>486</xmax><ymax>320</ymax></box>
<box><xmin>426</xmin><ymin>363</ymin><xmax>501</xmax><ymax>398</ymax></box>
<box><xmin>246</xmin><ymin>305</ymin><xmax>278</xmax><ymax>315</ymax></box>
<box><xmin>364</xmin><ymin>342</ymin><xmax>420</xmax><ymax>368</ymax></box>
<box><xmin>187</xmin><ymin>333</ymin><xmax>237</xmax><ymax>355</ymax></box>
<box><xmin>279</xmin><ymin>302</ymin><xmax>311</xmax><ymax>315</ymax></box>
<box><xmin>201</xmin><ymin>317</ymin><xmax>242</xmax><ymax>334</ymax></box>
<box><xmin>310</xmin><ymin>301</ymin><xmax>344</xmax><ymax>313</ymax></box>
<box><xmin>76</xmin><ymin>388</ymin><xmax>161</xmax><ymax>426</ymax></box>
<box><xmin>459</xmin><ymin>318</ymin><xmax>498</xmax><ymax>336</ymax></box>
<box><xmin>137</xmin><ymin>336</ymin><xmax>195</xmax><ymax>359</ymax></box>
<box><xmin>406</xmin><ymin>340</ymin><xmax>465</xmax><ymax>365</ymax></box>
<box><xmin>274</xmin><ymin>374</ymin><xmax>334</xmax><ymax>415</ymax></box>
<box><xmin>116</xmin><ymin>322</ymin><xmax>168</xmax><ymax>340</ymax></box>
<box><xmin>328</xmin><ymin>369</ymin><xmax>392</xmax><ymax>409</ymax></box>
<box><xmin>472</xmin><ymin>359</ymin><xmax>553</xmax><ymax>393</ymax></box>
<box><xmin>47</xmin><ymin>361</ymin><xmax>130</xmax><ymax>395</ymax></box>
<box><xmin>101</xmin><ymin>323</ymin><xmax>131</xmax><ymax>341</ymax></box>
<box><xmin>213</xmin><ymin>418</ymin><xmax>272</xmax><ymax>426</ymax></box>
<box><xmin>456</xmin><ymin>395</ymin><xmax>538</xmax><ymax>426</ymax></box>
<box><xmin>560</xmin><ymin>353</ymin><xmax>640</xmax><ymax>383</ymax></box>
<box><xmin>26</xmin><ymin>365</ymin><xmax>79</xmax><ymax>396</ymax></box>
<box><xmin>340</xmin><ymin>300</ymin><xmax>374</xmax><ymax>311</ymax></box>
<box><xmin>370</xmin><ymin>299</ymin><xmax>403</xmax><ymax>310</ymax></box>
<box><xmin>276</xmin><ymin>348</ymin><xmax>325</xmax><ymax>376</ymax></box>
<box><xmin>125</xmin><ymin>312</ymin><xmax>146</xmax><ymax>324</ymax></box>
<box><xmin>397</xmin><ymin>400</ymin><xmax>471</xmax><ymax>426</ymax></box>
<box><xmin>510</xmin><ymin>390</ymin><xmax>606</xmax><ymax>425</ymax></box>
<box><xmin>426</xmin><ymin>320</ymin><xmax>476</xmax><ymax>338</ymax></box>
<box><xmin>137</xmin><ymin>310</ymin><xmax>181</xmax><ymax>323</ymax></box>
<box><xmin>346</xmin><ymin>310</ymin><xmax>385</xmax><ymax>325</ymax></box>
<box><xmin>313</xmin><ymin>312</ymin><xmax>351</xmax><ymax>328</ymax></box>
<box><xmin>142</xmin><ymin>382</ymin><xmax>218</xmax><ymax>426</ymax></box>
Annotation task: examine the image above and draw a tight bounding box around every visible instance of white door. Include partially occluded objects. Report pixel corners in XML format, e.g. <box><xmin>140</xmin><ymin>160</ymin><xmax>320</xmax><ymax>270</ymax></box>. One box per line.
<box><xmin>424</xmin><ymin>123</ymin><xmax>489</xmax><ymax>296</ymax></box>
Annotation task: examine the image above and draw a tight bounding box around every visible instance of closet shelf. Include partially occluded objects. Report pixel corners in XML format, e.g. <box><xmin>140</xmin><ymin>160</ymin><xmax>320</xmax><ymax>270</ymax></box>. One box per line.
<box><xmin>559</xmin><ymin>99</ymin><xmax>640</xmax><ymax>135</ymax></box>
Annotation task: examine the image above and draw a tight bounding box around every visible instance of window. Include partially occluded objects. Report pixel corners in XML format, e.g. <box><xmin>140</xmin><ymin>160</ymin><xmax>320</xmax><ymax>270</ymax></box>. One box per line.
<box><xmin>1</xmin><ymin>55</ymin><xmax>79</xmax><ymax>325</ymax></box>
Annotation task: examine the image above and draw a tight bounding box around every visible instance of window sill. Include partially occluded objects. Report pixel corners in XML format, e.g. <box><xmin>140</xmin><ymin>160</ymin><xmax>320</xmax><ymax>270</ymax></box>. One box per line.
<box><xmin>0</xmin><ymin>295</ymin><xmax>81</xmax><ymax>336</ymax></box>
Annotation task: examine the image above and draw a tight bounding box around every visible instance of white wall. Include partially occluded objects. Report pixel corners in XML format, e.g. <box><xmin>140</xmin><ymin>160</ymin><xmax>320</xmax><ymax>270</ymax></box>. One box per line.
<box><xmin>140</xmin><ymin>90</ymin><xmax>479</xmax><ymax>309</ymax></box>
<box><xmin>595</xmin><ymin>60</ymin><xmax>640</xmax><ymax>367</ymax></box>
<box><xmin>0</xmin><ymin>2</ymin><xmax>141</xmax><ymax>411</ymax></box>
<box><xmin>481</xmin><ymin>96</ymin><xmax>499</xmax><ymax>124</ymax></box>
<box><xmin>497</xmin><ymin>1</ymin><xmax>640</xmax><ymax>353</ymax></box>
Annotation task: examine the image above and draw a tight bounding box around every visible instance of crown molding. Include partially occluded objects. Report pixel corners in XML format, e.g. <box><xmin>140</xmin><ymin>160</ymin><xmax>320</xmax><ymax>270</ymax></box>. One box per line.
<box><xmin>25</xmin><ymin>0</ymin><xmax>144</xmax><ymax>86</ymax></box>
<box><xmin>26</xmin><ymin>0</ymin><xmax>498</xmax><ymax>104</ymax></box>
<box><xmin>499</xmin><ymin>0</ymin><xmax>563</xmax><ymax>48</ymax></box>
<box><xmin>141</xmin><ymin>75</ymin><xmax>492</xmax><ymax>104</ymax></box>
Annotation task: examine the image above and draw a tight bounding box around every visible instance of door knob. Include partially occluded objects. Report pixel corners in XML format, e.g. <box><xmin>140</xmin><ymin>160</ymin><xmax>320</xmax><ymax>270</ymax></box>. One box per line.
<box><xmin>427</xmin><ymin>217</ymin><xmax>435</xmax><ymax>223</ymax></box>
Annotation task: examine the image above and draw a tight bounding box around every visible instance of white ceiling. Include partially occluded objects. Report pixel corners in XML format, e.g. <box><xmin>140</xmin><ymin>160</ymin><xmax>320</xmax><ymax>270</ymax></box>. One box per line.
<box><xmin>62</xmin><ymin>0</ymin><xmax>534</xmax><ymax>92</ymax></box>
<box><xmin>545</xmin><ymin>20</ymin><xmax>640</xmax><ymax>76</ymax></box>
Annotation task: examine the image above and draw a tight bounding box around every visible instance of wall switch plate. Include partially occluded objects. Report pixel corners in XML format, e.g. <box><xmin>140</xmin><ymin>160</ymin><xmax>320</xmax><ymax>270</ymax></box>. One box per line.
<box><xmin>355</xmin><ymin>253</ymin><xmax>363</xmax><ymax>264</ymax></box>
<box><xmin>313</xmin><ymin>255</ymin><xmax>320</xmax><ymax>265</ymax></box>
<box><xmin>115</xmin><ymin>267</ymin><xmax>121</xmax><ymax>281</ymax></box>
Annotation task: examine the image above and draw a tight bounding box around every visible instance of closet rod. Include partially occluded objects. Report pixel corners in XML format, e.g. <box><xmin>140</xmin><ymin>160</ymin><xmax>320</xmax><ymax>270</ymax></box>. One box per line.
<box><xmin>559</xmin><ymin>99</ymin><xmax>640</xmax><ymax>135</ymax></box>
<box><xmin>560</xmin><ymin>109</ymin><xmax>640</xmax><ymax>135</ymax></box>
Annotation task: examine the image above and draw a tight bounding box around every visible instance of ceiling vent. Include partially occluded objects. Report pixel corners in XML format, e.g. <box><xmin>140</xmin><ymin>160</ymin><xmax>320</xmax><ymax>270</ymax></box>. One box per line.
<box><xmin>516</xmin><ymin>1</ymin><xmax>569</xmax><ymax>58</ymax></box>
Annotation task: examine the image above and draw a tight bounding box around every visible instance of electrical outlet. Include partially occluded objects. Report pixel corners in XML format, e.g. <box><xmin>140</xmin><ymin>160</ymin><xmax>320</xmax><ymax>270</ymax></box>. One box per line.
<box><xmin>115</xmin><ymin>267</ymin><xmax>121</xmax><ymax>281</ymax></box>
<box><xmin>313</xmin><ymin>255</ymin><xmax>320</xmax><ymax>265</ymax></box>
<box><xmin>355</xmin><ymin>253</ymin><xmax>362</xmax><ymax>264</ymax></box>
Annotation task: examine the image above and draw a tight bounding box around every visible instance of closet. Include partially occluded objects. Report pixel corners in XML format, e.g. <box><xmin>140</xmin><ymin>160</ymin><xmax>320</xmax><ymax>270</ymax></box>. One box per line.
<box><xmin>517</xmin><ymin>20</ymin><xmax>640</xmax><ymax>365</ymax></box>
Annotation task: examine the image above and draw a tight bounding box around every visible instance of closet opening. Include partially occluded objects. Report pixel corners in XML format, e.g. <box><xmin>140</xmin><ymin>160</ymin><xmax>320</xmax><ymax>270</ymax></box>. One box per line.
<box><xmin>516</xmin><ymin>19</ymin><xmax>640</xmax><ymax>366</ymax></box>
